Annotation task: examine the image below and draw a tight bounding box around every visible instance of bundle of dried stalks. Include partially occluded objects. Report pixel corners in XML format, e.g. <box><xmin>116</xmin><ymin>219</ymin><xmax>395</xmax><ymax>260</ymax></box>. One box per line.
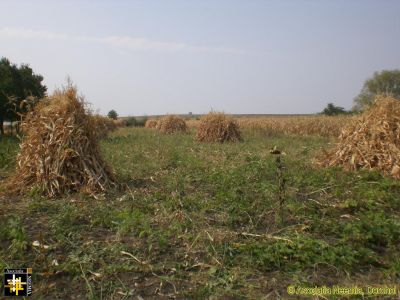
<box><xmin>156</xmin><ymin>115</ymin><xmax>188</xmax><ymax>134</ymax></box>
<box><xmin>185</xmin><ymin>119</ymin><xmax>200</xmax><ymax>129</ymax></box>
<box><xmin>145</xmin><ymin>119</ymin><xmax>158</xmax><ymax>128</ymax></box>
<box><xmin>195</xmin><ymin>112</ymin><xmax>242</xmax><ymax>143</ymax></box>
<box><xmin>7</xmin><ymin>85</ymin><xmax>116</xmax><ymax>197</ymax></box>
<box><xmin>91</xmin><ymin>115</ymin><xmax>118</xmax><ymax>139</ymax></box>
<box><xmin>113</xmin><ymin>119</ymin><xmax>125</xmax><ymax>128</ymax></box>
<box><xmin>316</xmin><ymin>96</ymin><xmax>400</xmax><ymax>178</ymax></box>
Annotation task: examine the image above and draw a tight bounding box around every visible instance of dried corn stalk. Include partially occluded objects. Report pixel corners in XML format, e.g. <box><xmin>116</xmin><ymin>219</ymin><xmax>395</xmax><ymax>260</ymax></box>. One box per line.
<box><xmin>91</xmin><ymin>115</ymin><xmax>118</xmax><ymax>139</ymax></box>
<box><xmin>316</xmin><ymin>96</ymin><xmax>400</xmax><ymax>179</ymax></box>
<box><xmin>187</xmin><ymin>115</ymin><xmax>352</xmax><ymax>137</ymax></box>
<box><xmin>156</xmin><ymin>115</ymin><xmax>188</xmax><ymax>134</ymax></box>
<box><xmin>7</xmin><ymin>85</ymin><xmax>116</xmax><ymax>197</ymax></box>
<box><xmin>236</xmin><ymin>115</ymin><xmax>353</xmax><ymax>137</ymax></box>
<box><xmin>195</xmin><ymin>112</ymin><xmax>242</xmax><ymax>143</ymax></box>
<box><xmin>145</xmin><ymin>119</ymin><xmax>158</xmax><ymax>128</ymax></box>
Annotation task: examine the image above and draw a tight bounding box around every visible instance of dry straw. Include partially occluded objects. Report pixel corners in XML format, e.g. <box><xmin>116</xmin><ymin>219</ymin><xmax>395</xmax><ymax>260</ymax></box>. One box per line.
<box><xmin>186</xmin><ymin>115</ymin><xmax>352</xmax><ymax>137</ymax></box>
<box><xmin>113</xmin><ymin>119</ymin><xmax>125</xmax><ymax>128</ymax></box>
<box><xmin>145</xmin><ymin>119</ymin><xmax>158</xmax><ymax>128</ymax></box>
<box><xmin>236</xmin><ymin>115</ymin><xmax>352</xmax><ymax>137</ymax></box>
<box><xmin>7</xmin><ymin>85</ymin><xmax>116</xmax><ymax>197</ymax></box>
<box><xmin>316</xmin><ymin>96</ymin><xmax>400</xmax><ymax>178</ymax></box>
<box><xmin>195</xmin><ymin>112</ymin><xmax>242</xmax><ymax>143</ymax></box>
<box><xmin>91</xmin><ymin>115</ymin><xmax>118</xmax><ymax>139</ymax></box>
<box><xmin>156</xmin><ymin>115</ymin><xmax>188</xmax><ymax>134</ymax></box>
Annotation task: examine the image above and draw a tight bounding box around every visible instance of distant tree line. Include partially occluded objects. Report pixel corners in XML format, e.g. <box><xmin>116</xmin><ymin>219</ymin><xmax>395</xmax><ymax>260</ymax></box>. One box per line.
<box><xmin>107</xmin><ymin>109</ymin><xmax>150</xmax><ymax>127</ymax></box>
<box><xmin>321</xmin><ymin>103</ymin><xmax>349</xmax><ymax>116</ymax></box>
<box><xmin>353</xmin><ymin>70</ymin><xmax>400</xmax><ymax>111</ymax></box>
<box><xmin>0</xmin><ymin>57</ymin><xmax>47</xmax><ymax>135</ymax></box>
<box><xmin>321</xmin><ymin>69</ymin><xmax>400</xmax><ymax>116</ymax></box>
<box><xmin>121</xmin><ymin>116</ymin><xmax>148</xmax><ymax>127</ymax></box>
<box><xmin>2</xmin><ymin>56</ymin><xmax>400</xmax><ymax>130</ymax></box>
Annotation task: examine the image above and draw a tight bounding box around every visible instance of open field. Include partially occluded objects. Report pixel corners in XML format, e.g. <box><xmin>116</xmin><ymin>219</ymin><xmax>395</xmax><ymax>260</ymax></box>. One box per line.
<box><xmin>1</xmin><ymin>126</ymin><xmax>399</xmax><ymax>299</ymax></box>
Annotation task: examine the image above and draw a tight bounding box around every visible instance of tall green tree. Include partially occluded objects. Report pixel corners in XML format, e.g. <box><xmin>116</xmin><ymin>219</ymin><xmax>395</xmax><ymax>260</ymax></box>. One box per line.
<box><xmin>353</xmin><ymin>70</ymin><xmax>400</xmax><ymax>111</ymax></box>
<box><xmin>0</xmin><ymin>57</ymin><xmax>46</xmax><ymax>135</ymax></box>
<box><xmin>107</xmin><ymin>109</ymin><xmax>118</xmax><ymax>120</ymax></box>
<box><xmin>321</xmin><ymin>103</ymin><xmax>348</xmax><ymax>116</ymax></box>
<box><xmin>0</xmin><ymin>58</ymin><xmax>15</xmax><ymax>135</ymax></box>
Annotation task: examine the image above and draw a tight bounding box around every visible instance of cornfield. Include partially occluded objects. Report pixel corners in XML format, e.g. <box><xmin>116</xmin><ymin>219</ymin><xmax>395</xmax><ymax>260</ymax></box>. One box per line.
<box><xmin>236</xmin><ymin>115</ymin><xmax>354</xmax><ymax>137</ymax></box>
<box><xmin>187</xmin><ymin>115</ymin><xmax>354</xmax><ymax>138</ymax></box>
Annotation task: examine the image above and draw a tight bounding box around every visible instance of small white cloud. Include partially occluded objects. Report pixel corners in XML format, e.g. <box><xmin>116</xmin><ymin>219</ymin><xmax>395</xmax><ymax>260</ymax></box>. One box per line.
<box><xmin>96</xmin><ymin>35</ymin><xmax>187</xmax><ymax>52</ymax></box>
<box><xmin>0</xmin><ymin>27</ymin><xmax>244</xmax><ymax>54</ymax></box>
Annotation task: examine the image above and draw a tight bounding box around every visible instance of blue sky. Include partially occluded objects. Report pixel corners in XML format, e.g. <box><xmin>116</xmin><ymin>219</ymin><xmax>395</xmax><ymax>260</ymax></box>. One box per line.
<box><xmin>1</xmin><ymin>0</ymin><xmax>399</xmax><ymax>115</ymax></box>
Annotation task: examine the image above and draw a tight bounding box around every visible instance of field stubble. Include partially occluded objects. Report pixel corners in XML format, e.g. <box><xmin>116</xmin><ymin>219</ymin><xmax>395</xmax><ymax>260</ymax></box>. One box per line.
<box><xmin>0</xmin><ymin>124</ymin><xmax>399</xmax><ymax>299</ymax></box>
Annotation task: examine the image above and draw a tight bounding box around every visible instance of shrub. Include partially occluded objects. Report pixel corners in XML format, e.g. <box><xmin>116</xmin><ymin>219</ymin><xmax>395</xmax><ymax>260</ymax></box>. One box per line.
<box><xmin>107</xmin><ymin>110</ymin><xmax>118</xmax><ymax>120</ymax></box>
<box><xmin>123</xmin><ymin>117</ymin><xmax>137</xmax><ymax>127</ymax></box>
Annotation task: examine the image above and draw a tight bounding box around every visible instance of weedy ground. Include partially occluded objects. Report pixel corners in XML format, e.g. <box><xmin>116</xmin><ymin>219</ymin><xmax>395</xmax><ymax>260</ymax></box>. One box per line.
<box><xmin>0</xmin><ymin>128</ymin><xmax>399</xmax><ymax>299</ymax></box>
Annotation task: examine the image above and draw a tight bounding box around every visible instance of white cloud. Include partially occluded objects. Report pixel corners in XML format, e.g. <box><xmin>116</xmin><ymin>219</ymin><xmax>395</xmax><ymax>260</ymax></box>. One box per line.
<box><xmin>0</xmin><ymin>28</ymin><xmax>68</xmax><ymax>41</ymax></box>
<box><xmin>0</xmin><ymin>27</ymin><xmax>244</xmax><ymax>54</ymax></box>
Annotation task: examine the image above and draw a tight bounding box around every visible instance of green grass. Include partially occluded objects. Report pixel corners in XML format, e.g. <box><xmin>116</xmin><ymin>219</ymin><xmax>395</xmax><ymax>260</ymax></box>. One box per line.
<box><xmin>0</xmin><ymin>128</ymin><xmax>399</xmax><ymax>299</ymax></box>
<box><xmin>0</xmin><ymin>136</ymin><xmax>19</xmax><ymax>175</ymax></box>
